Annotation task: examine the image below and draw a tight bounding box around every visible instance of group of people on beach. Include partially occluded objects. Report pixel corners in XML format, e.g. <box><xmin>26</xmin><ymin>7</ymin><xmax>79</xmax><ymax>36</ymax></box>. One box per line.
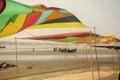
<box><xmin>54</xmin><ymin>48</ymin><xmax>77</xmax><ymax>53</ymax></box>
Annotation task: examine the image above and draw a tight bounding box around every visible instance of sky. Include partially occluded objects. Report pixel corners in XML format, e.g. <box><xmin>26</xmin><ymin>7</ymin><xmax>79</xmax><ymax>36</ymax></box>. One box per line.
<box><xmin>1</xmin><ymin>0</ymin><xmax>120</xmax><ymax>41</ymax></box>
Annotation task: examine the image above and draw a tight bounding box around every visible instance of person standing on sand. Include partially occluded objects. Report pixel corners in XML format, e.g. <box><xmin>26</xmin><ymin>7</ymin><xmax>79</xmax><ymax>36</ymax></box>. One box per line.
<box><xmin>33</xmin><ymin>48</ymin><xmax>35</xmax><ymax>52</ymax></box>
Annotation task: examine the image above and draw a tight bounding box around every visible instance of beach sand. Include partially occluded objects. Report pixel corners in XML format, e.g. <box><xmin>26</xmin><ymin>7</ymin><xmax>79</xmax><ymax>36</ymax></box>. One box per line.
<box><xmin>9</xmin><ymin>70</ymin><xmax>119</xmax><ymax>80</ymax></box>
<box><xmin>0</xmin><ymin>50</ymin><xmax>119</xmax><ymax>80</ymax></box>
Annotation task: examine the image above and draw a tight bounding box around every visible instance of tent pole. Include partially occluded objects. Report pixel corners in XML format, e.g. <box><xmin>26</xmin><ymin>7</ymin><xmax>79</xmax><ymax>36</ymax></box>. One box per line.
<box><xmin>90</xmin><ymin>30</ymin><xmax>94</xmax><ymax>80</ymax></box>
<box><xmin>66</xmin><ymin>43</ymin><xmax>69</xmax><ymax>70</ymax></box>
<box><xmin>75</xmin><ymin>44</ymin><xmax>79</xmax><ymax>67</ymax></box>
<box><xmin>85</xmin><ymin>44</ymin><xmax>88</xmax><ymax>62</ymax></box>
<box><xmin>93</xmin><ymin>26</ymin><xmax>101</xmax><ymax>80</ymax></box>
<box><xmin>15</xmin><ymin>37</ymin><xmax>18</xmax><ymax>79</ymax></box>
<box><xmin>113</xmin><ymin>46</ymin><xmax>116</xmax><ymax>74</ymax></box>
<box><xmin>64</xmin><ymin>42</ymin><xmax>69</xmax><ymax>74</ymax></box>
<box><xmin>99</xmin><ymin>47</ymin><xmax>101</xmax><ymax>66</ymax></box>
<box><xmin>83</xmin><ymin>45</ymin><xmax>85</xmax><ymax>64</ymax></box>
<box><xmin>116</xmin><ymin>49</ymin><xmax>120</xmax><ymax>73</ymax></box>
<box><xmin>113</xmin><ymin>41</ymin><xmax>118</xmax><ymax>74</ymax></box>
<box><xmin>89</xmin><ymin>45</ymin><xmax>94</xmax><ymax>80</ymax></box>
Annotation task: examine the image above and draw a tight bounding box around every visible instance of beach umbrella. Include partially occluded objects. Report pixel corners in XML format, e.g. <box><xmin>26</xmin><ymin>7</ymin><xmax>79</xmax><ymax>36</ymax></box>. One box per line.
<box><xmin>0</xmin><ymin>0</ymin><xmax>86</xmax><ymax>38</ymax></box>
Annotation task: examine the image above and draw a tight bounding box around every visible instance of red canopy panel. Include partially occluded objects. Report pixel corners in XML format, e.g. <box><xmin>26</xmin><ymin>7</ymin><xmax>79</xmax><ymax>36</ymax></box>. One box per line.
<box><xmin>20</xmin><ymin>13</ymin><xmax>42</xmax><ymax>31</ymax></box>
<box><xmin>19</xmin><ymin>31</ymin><xmax>100</xmax><ymax>40</ymax></box>
<box><xmin>104</xmin><ymin>38</ymin><xmax>120</xmax><ymax>44</ymax></box>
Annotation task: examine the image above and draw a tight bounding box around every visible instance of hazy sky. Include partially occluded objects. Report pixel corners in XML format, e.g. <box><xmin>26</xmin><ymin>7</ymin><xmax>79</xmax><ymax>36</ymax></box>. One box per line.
<box><xmin>1</xmin><ymin>0</ymin><xmax>120</xmax><ymax>40</ymax></box>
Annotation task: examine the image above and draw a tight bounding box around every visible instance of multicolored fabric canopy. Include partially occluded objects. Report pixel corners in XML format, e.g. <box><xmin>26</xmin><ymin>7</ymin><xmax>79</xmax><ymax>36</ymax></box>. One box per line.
<box><xmin>19</xmin><ymin>31</ymin><xmax>117</xmax><ymax>44</ymax></box>
<box><xmin>20</xmin><ymin>31</ymin><xmax>100</xmax><ymax>40</ymax></box>
<box><xmin>19</xmin><ymin>31</ymin><xmax>99</xmax><ymax>43</ymax></box>
<box><xmin>52</xmin><ymin>37</ymin><xmax>97</xmax><ymax>43</ymax></box>
<box><xmin>0</xmin><ymin>0</ymin><xmax>86</xmax><ymax>38</ymax></box>
<box><xmin>103</xmin><ymin>38</ymin><xmax>120</xmax><ymax>44</ymax></box>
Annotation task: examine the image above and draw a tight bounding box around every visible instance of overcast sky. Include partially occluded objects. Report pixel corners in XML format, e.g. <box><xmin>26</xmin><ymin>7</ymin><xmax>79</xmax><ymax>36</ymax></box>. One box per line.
<box><xmin>1</xmin><ymin>0</ymin><xmax>120</xmax><ymax>41</ymax></box>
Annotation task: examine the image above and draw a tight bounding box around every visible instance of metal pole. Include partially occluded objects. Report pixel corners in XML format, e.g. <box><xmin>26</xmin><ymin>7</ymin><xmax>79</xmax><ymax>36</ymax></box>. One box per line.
<box><xmin>93</xmin><ymin>27</ymin><xmax>101</xmax><ymax>80</ymax></box>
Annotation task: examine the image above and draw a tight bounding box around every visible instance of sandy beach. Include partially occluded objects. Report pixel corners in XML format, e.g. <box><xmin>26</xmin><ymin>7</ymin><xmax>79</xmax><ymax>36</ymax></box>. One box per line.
<box><xmin>0</xmin><ymin>49</ymin><xmax>119</xmax><ymax>80</ymax></box>
<box><xmin>9</xmin><ymin>69</ymin><xmax>119</xmax><ymax>80</ymax></box>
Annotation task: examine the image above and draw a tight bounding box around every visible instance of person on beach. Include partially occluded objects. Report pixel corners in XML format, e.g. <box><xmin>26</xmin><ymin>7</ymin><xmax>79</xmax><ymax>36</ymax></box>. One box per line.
<box><xmin>33</xmin><ymin>48</ymin><xmax>35</xmax><ymax>52</ymax></box>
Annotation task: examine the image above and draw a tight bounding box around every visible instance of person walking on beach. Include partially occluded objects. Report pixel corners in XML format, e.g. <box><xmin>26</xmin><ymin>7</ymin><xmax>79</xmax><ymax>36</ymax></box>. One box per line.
<box><xmin>33</xmin><ymin>48</ymin><xmax>35</xmax><ymax>52</ymax></box>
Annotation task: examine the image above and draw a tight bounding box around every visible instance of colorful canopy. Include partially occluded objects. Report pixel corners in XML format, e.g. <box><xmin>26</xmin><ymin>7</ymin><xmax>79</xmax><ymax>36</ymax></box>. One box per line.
<box><xmin>19</xmin><ymin>31</ymin><xmax>100</xmax><ymax>43</ymax></box>
<box><xmin>20</xmin><ymin>31</ymin><xmax>100</xmax><ymax>40</ymax></box>
<box><xmin>104</xmin><ymin>38</ymin><xmax>120</xmax><ymax>44</ymax></box>
<box><xmin>0</xmin><ymin>0</ymin><xmax>86</xmax><ymax>38</ymax></box>
<box><xmin>19</xmin><ymin>31</ymin><xmax>118</xmax><ymax>44</ymax></box>
<box><xmin>52</xmin><ymin>37</ymin><xmax>99</xmax><ymax>43</ymax></box>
